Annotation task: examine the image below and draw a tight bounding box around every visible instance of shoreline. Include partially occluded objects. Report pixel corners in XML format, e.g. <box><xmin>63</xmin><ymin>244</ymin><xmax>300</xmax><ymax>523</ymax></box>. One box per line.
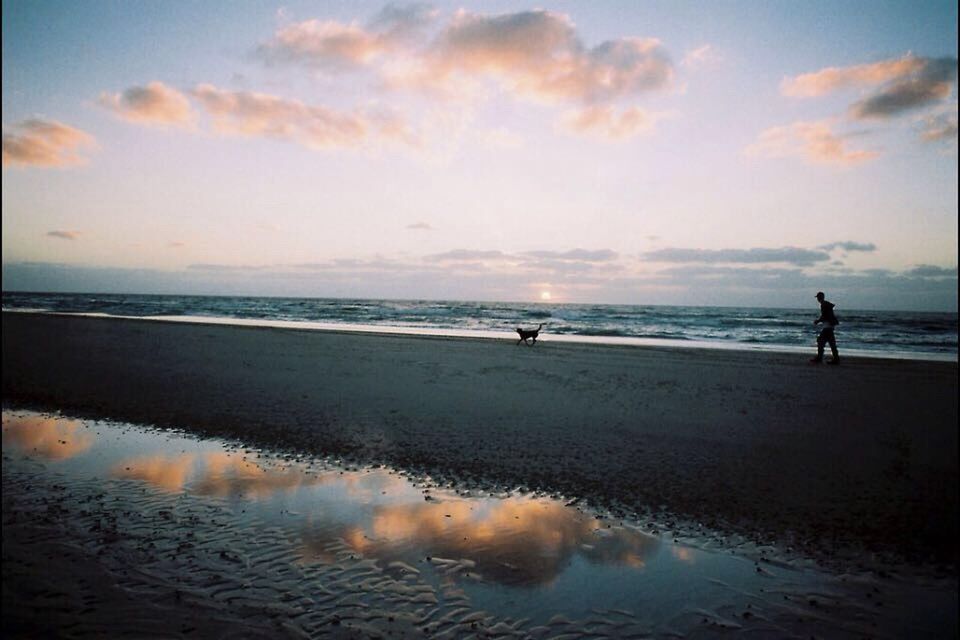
<box><xmin>3</xmin><ymin>307</ymin><xmax>956</xmax><ymax>363</ymax></box>
<box><xmin>3</xmin><ymin>310</ymin><xmax>958</xmax><ymax>572</ymax></box>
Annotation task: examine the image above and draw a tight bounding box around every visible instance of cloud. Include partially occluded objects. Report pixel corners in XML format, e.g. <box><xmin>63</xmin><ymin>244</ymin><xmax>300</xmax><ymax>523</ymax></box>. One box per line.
<box><xmin>818</xmin><ymin>241</ymin><xmax>877</xmax><ymax>252</ymax></box>
<box><xmin>772</xmin><ymin>55</ymin><xmax>957</xmax><ymax>159</ymax></box>
<box><xmin>645</xmin><ymin>263</ymin><xmax>958</xmax><ymax>309</ymax></box>
<box><xmin>368</xmin><ymin>3</ymin><xmax>439</xmax><ymax>42</ymax></box>
<box><xmin>919</xmin><ymin>109</ymin><xmax>958</xmax><ymax>143</ymax></box>
<box><xmin>423</xmin><ymin>248</ymin><xmax>620</xmax><ymax>272</ymax></box>
<box><xmin>97</xmin><ymin>80</ymin><xmax>423</xmax><ymax>152</ymax></box>
<box><xmin>46</xmin><ymin>230</ymin><xmax>82</xmax><ymax>240</ymax></box>
<box><xmin>2</xmin><ymin>118</ymin><xmax>96</xmax><ymax>168</ymax></box>
<box><xmin>522</xmin><ymin>249</ymin><xmax>618</xmax><ymax>262</ymax></box>
<box><xmin>406</xmin><ymin>221</ymin><xmax>433</xmax><ymax>230</ymax></box>
<box><xmin>299</xmin><ymin>257</ymin><xmax>446</xmax><ymax>273</ymax></box>
<box><xmin>260</xmin><ymin>4</ymin><xmax>439</xmax><ymax>71</ymax></box>
<box><xmin>904</xmin><ymin>264</ymin><xmax>957</xmax><ymax>278</ymax></box>
<box><xmin>259</xmin><ymin>19</ymin><xmax>387</xmax><ymax>70</ymax></box>
<box><xmin>259</xmin><ymin>8</ymin><xmax>675</xmax><ymax>141</ymax></box>
<box><xmin>745</xmin><ymin>120</ymin><xmax>879</xmax><ymax>166</ymax></box>
<box><xmin>187</xmin><ymin>263</ymin><xmax>270</xmax><ymax>272</ymax></box>
<box><xmin>781</xmin><ymin>54</ymin><xmax>927</xmax><ymax>97</ymax></box>
<box><xmin>681</xmin><ymin>44</ymin><xmax>719</xmax><ymax>69</ymax></box>
<box><xmin>850</xmin><ymin>57</ymin><xmax>957</xmax><ymax>120</ymax></box>
<box><xmin>513</xmin><ymin>249</ymin><xmax>622</xmax><ymax>276</ymax></box>
<box><xmin>559</xmin><ymin>106</ymin><xmax>662</xmax><ymax>140</ymax></box>
<box><xmin>423</xmin><ymin>10</ymin><xmax>673</xmax><ymax>105</ymax></box>
<box><xmin>427</xmin><ymin>249</ymin><xmax>508</xmax><ymax>262</ymax></box>
<box><xmin>641</xmin><ymin>246</ymin><xmax>831</xmax><ymax>266</ymax></box>
<box><xmin>191</xmin><ymin>84</ymin><xmax>418</xmax><ymax>149</ymax></box>
<box><xmin>98</xmin><ymin>81</ymin><xmax>193</xmax><ymax>126</ymax></box>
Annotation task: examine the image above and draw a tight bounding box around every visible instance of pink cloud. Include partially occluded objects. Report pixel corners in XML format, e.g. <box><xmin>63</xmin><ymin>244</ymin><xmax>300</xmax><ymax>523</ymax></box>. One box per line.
<box><xmin>46</xmin><ymin>230</ymin><xmax>82</xmax><ymax>240</ymax></box>
<box><xmin>261</xmin><ymin>20</ymin><xmax>385</xmax><ymax>69</ymax></box>
<box><xmin>849</xmin><ymin>57</ymin><xmax>957</xmax><ymax>120</ymax></box>
<box><xmin>745</xmin><ymin>120</ymin><xmax>879</xmax><ymax>166</ymax></box>
<box><xmin>191</xmin><ymin>84</ymin><xmax>419</xmax><ymax>150</ymax></box>
<box><xmin>99</xmin><ymin>81</ymin><xmax>193</xmax><ymax>126</ymax></box>
<box><xmin>560</xmin><ymin>106</ymin><xmax>661</xmax><ymax>140</ymax></box>
<box><xmin>421</xmin><ymin>10</ymin><xmax>673</xmax><ymax>105</ymax></box>
<box><xmin>368</xmin><ymin>3</ymin><xmax>439</xmax><ymax>42</ymax></box>
<box><xmin>255</xmin><ymin>8</ymin><xmax>676</xmax><ymax>142</ymax></box>
<box><xmin>781</xmin><ymin>54</ymin><xmax>926</xmax><ymax>97</ymax></box>
<box><xmin>681</xmin><ymin>44</ymin><xmax>719</xmax><ymax>69</ymax></box>
<box><xmin>2</xmin><ymin>119</ymin><xmax>96</xmax><ymax>168</ymax></box>
<box><xmin>919</xmin><ymin>110</ymin><xmax>958</xmax><ymax>143</ymax></box>
<box><xmin>261</xmin><ymin>8</ymin><xmax>674</xmax><ymax>111</ymax></box>
<box><xmin>260</xmin><ymin>5</ymin><xmax>438</xmax><ymax>69</ymax></box>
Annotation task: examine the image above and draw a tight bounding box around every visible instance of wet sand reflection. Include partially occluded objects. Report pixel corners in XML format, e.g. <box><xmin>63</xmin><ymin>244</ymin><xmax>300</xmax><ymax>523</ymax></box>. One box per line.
<box><xmin>9</xmin><ymin>409</ymin><xmax>660</xmax><ymax>589</ymax></box>
<box><xmin>2</xmin><ymin>414</ymin><xmax>95</xmax><ymax>460</ymax></box>
<box><xmin>110</xmin><ymin>450</ymin><xmax>660</xmax><ymax>587</ymax></box>
<box><xmin>301</xmin><ymin>493</ymin><xmax>660</xmax><ymax>587</ymax></box>
<box><xmin>111</xmin><ymin>451</ymin><xmax>325</xmax><ymax>498</ymax></box>
<box><xmin>113</xmin><ymin>454</ymin><xmax>198</xmax><ymax>491</ymax></box>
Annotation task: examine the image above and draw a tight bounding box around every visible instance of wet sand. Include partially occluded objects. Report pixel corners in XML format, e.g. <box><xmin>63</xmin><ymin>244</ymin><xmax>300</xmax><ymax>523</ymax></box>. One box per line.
<box><xmin>3</xmin><ymin>311</ymin><xmax>958</xmax><ymax>572</ymax></box>
<box><xmin>5</xmin><ymin>410</ymin><xmax>957</xmax><ymax>639</ymax></box>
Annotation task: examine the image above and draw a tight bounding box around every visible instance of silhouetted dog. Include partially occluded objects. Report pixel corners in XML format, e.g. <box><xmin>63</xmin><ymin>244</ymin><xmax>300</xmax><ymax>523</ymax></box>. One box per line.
<box><xmin>516</xmin><ymin>323</ymin><xmax>543</xmax><ymax>346</ymax></box>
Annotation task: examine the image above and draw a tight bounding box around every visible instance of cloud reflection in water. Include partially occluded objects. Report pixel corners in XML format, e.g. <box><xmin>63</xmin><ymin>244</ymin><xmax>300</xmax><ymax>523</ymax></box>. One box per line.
<box><xmin>2</xmin><ymin>414</ymin><xmax>95</xmax><ymax>460</ymax></box>
<box><xmin>300</xmin><ymin>487</ymin><xmax>660</xmax><ymax>587</ymax></box>
<box><xmin>111</xmin><ymin>451</ymin><xmax>326</xmax><ymax>498</ymax></box>
<box><xmin>102</xmin><ymin>437</ymin><xmax>661</xmax><ymax>588</ymax></box>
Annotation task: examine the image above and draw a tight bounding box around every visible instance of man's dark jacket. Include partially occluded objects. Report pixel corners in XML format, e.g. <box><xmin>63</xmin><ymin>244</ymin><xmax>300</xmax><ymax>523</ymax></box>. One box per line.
<box><xmin>818</xmin><ymin>301</ymin><xmax>839</xmax><ymax>326</ymax></box>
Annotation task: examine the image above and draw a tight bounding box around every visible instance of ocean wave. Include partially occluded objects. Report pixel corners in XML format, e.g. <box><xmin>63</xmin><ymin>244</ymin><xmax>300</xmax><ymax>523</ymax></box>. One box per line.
<box><xmin>3</xmin><ymin>292</ymin><xmax>955</xmax><ymax>358</ymax></box>
<box><xmin>578</xmin><ymin>328</ymin><xmax>630</xmax><ymax>337</ymax></box>
<box><xmin>634</xmin><ymin>333</ymin><xmax>691</xmax><ymax>340</ymax></box>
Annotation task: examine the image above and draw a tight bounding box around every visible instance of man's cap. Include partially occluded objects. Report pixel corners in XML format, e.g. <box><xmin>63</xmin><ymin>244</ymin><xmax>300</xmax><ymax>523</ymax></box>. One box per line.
<box><xmin>815</xmin><ymin>291</ymin><xmax>825</xmax><ymax>298</ymax></box>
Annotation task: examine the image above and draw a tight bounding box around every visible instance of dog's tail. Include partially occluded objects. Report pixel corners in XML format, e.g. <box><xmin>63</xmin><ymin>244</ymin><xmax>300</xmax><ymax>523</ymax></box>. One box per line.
<box><xmin>537</xmin><ymin>323</ymin><xmax>543</xmax><ymax>331</ymax></box>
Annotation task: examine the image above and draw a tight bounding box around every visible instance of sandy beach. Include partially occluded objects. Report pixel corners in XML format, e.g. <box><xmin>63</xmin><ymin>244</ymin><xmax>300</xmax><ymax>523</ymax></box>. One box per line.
<box><xmin>5</xmin><ymin>409</ymin><xmax>958</xmax><ymax>639</ymax></box>
<box><xmin>4</xmin><ymin>311</ymin><xmax>957</xmax><ymax>570</ymax></box>
<box><xmin>3</xmin><ymin>311</ymin><xmax>959</xmax><ymax>638</ymax></box>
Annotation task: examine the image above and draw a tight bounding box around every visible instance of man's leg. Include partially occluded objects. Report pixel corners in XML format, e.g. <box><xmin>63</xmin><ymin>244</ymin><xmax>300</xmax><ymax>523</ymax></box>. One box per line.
<box><xmin>825</xmin><ymin>327</ymin><xmax>839</xmax><ymax>361</ymax></box>
<box><xmin>814</xmin><ymin>330</ymin><xmax>826</xmax><ymax>361</ymax></box>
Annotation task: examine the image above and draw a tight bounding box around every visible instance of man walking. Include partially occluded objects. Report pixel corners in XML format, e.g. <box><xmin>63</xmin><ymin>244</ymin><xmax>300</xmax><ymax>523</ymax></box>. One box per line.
<box><xmin>811</xmin><ymin>291</ymin><xmax>840</xmax><ymax>364</ymax></box>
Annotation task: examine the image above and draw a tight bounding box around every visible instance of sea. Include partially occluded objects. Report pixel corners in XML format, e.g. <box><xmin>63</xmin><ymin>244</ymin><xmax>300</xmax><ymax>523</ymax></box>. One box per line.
<box><xmin>2</xmin><ymin>291</ymin><xmax>957</xmax><ymax>361</ymax></box>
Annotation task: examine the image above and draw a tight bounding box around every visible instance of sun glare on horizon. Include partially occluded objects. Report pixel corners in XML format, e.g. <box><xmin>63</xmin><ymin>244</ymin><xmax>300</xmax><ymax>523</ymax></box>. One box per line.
<box><xmin>540</xmin><ymin>291</ymin><xmax>552</xmax><ymax>301</ymax></box>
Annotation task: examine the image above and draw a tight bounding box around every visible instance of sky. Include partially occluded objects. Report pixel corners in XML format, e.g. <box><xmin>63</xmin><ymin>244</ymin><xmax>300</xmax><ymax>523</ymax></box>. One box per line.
<box><xmin>2</xmin><ymin>0</ymin><xmax>957</xmax><ymax>310</ymax></box>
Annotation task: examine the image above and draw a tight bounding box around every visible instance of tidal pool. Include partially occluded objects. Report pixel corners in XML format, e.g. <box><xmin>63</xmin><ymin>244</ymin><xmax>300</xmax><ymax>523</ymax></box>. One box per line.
<box><xmin>3</xmin><ymin>409</ymin><xmax>956</xmax><ymax>638</ymax></box>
